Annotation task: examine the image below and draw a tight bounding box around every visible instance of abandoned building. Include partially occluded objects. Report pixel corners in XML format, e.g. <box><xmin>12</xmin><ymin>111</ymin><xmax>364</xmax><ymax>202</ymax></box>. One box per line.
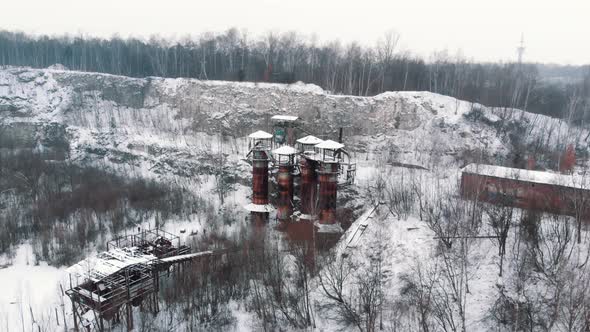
<box><xmin>66</xmin><ymin>229</ymin><xmax>219</xmax><ymax>331</ymax></box>
<box><xmin>461</xmin><ymin>163</ymin><xmax>590</xmax><ymax>219</ymax></box>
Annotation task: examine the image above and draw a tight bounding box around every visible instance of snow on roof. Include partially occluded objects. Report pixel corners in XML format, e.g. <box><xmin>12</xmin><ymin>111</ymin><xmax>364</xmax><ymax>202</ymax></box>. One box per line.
<box><xmin>271</xmin><ymin>115</ymin><xmax>299</xmax><ymax>122</ymax></box>
<box><xmin>463</xmin><ymin>163</ymin><xmax>589</xmax><ymax>189</ymax></box>
<box><xmin>315</xmin><ymin>139</ymin><xmax>345</xmax><ymax>150</ymax></box>
<box><xmin>272</xmin><ymin>145</ymin><xmax>297</xmax><ymax>155</ymax></box>
<box><xmin>248</xmin><ymin>130</ymin><xmax>273</xmax><ymax>139</ymax></box>
<box><xmin>297</xmin><ymin>135</ymin><xmax>324</xmax><ymax>145</ymax></box>
<box><xmin>67</xmin><ymin>247</ymin><xmax>156</xmax><ymax>282</ymax></box>
<box><xmin>159</xmin><ymin>251</ymin><xmax>213</xmax><ymax>264</ymax></box>
<box><xmin>244</xmin><ymin>203</ymin><xmax>275</xmax><ymax>213</ymax></box>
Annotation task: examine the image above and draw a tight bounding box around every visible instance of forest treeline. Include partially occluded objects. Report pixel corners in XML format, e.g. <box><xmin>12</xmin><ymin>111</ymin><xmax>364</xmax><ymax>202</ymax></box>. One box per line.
<box><xmin>1</xmin><ymin>29</ymin><xmax>589</xmax><ymax>121</ymax></box>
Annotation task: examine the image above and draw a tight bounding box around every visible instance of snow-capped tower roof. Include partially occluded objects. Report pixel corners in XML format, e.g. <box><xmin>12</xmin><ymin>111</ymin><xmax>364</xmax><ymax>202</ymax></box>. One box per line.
<box><xmin>248</xmin><ymin>130</ymin><xmax>273</xmax><ymax>139</ymax></box>
<box><xmin>315</xmin><ymin>140</ymin><xmax>345</xmax><ymax>150</ymax></box>
<box><xmin>249</xmin><ymin>130</ymin><xmax>273</xmax><ymax>153</ymax></box>
<box><xmin>273</xmin><ymin>145</ymin><xmax>298</xmax><ymax>155</ymax></box>
<box><xmin>297</xmin><ymin>135</ymin><xmax>324</xmax><ymax>145</ymax></box>
<box><xmin>312</xmin><ymin>140</ymin><xmax>346</xmax><ymax>164</ymax></box>
<box><xmin>273</xmin><ymin>145</ymin><xmax>297</xmax><ymax>166</ymax></box>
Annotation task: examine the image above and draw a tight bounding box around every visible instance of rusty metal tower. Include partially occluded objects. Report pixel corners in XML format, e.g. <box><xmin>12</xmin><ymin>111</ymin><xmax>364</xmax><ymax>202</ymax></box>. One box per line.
<box><xmin>273</xmin><ymin>145</ymin><xmax>297</xmax><ymax>224</ymax></box>
<box><xmin>315</xmin><ymin>140</ymin><xmax>344</xmax><ymax>226</ymax></box>
<box><xmin>296</xmin><ymin>135</ymin><xmax>324</xmax><ymax>222</ymax></box>
<box><xmin>313</xmin><ymin>139</ymin><xmax>345</xmax><ymax>249</ymax></box>
<box><xmin>245</xmin><ymin>130</ymin><xmax>274</xmax><ymax>228</ymax></box>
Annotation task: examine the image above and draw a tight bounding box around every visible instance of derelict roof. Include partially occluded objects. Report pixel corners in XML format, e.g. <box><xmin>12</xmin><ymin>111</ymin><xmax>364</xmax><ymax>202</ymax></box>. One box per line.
<box><xmin>315</xmin><ymin>139</ymin><xmax>345</xmax><ymax>150</ymax></box>
<box><xmin>67</xmin><ymin>247</ymin><xmax>156</xmax><ymax>282</ymax></box>
<box><xmin>248</xmin><ymin>130</ymin><xmax>273</xmax><ymax>139</ymax></box>
<box><xmin>463</xmin><ymin>163</ymin><xmax>589</xmax><ymax>190</ymax></box>
<box><xmin>271</xmin><ymin>115</ymin><xmax>299</xmax><ymax>122</ymax></box>
<box><xmin>297</xmin><ymin>135</ymin><xmax>324</xmax><ymax>145</ymax></box>
<box><xmin>272</xmin><ymin>145</ymin><xmax>298</xmax><ymax>155</ymax></box>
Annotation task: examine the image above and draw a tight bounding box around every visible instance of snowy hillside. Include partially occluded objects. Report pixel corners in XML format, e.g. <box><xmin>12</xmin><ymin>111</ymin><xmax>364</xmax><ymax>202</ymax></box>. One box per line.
<box><xmin>2</xmin><ymin>66</ymin><xmax>587</xmax><ymax>174</ymax></box>
<box><xmin>1</xmin><ymin>66</ymin><xmax>589</xmax><ymax>331</ymax></box>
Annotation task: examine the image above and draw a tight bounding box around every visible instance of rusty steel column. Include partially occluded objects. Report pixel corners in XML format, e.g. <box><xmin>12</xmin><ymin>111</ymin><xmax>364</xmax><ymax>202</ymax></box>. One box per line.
<box><xmin>252</xmin><ymin>149</ymin><xmax>269</xmax><ymax>206</ymax></box>
<box><xmin>277</xmin><ymin>164</ymin><xmax>294</xmax><ymax>223</ymax></box>
<box><xmin>251</xmin><ymin>149</ymin><xmax>269</xmax><ymax>224</ymax></box>
<box><xmin>285</xmin><ymin>156</ymin><xmax>316</xmax><ymax>269</ymax></box>
<box><xmin>318</xmin><ymin>161</ymin><xmax>339</xmax><ymax>224</ymax></box>
<box><xmin>245</xmin><ymin>147</ymin><xmax>270</xmax><ymax>255</ymax></box>
<box><xmin>299</xmin><ymin>157</ymin><xmax>318</xmax><ymax>218</ymax></box>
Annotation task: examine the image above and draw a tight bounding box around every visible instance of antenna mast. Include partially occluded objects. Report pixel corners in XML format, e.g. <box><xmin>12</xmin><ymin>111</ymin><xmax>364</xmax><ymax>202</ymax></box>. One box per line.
<box><xmin>517</xmin><ymin>33</ymin><xmax>525</xmax><ymax>64</ymax></box>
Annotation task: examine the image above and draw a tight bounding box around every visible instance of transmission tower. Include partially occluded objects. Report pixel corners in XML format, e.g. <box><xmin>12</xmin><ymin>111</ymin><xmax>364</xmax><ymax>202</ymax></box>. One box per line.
<box><xmin>517</xmin><ymin>33</ymin><xmax>525</xmax><ymax>64</ymax></box>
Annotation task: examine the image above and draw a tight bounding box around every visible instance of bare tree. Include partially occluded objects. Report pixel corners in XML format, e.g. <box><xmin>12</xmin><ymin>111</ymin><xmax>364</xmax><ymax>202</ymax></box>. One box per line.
<box><xmin>376</xmin><ymin>30</ymin><xmax>400</xmax><ymax>92</ymax></box>
<box><xmin>484</xmin><ymin>201</ymin><xmax>514</xmax><ymax>276</ymax></box>
<box><xmin>382</xmin><ymin>170</ymin><xmax>417</xmax><ymax>220</ymax></box>
<box><xmin>248</xmin><ymin>235</ymin><xmax>315</xmax><ymax>330</ymax></box>
<box><xmin>424</xmin><ymin>194</ymin><xmax>463</xmax><ymax>249</ymax></box>
<box><xmin>400</xmin><ymin>262</ymin><xmax>437</xmax><ymax>332</ymax></box>
<box><xmin>318</xmin><ymin>249</ymin><xmax>388</xmax><ymax>332</ymax></box>
<box><xmin>317</xmin><ymin>255</ymin><xmax>361</xmax><ymax>330</ymax></box>
<box><xmin>567</xmin><ymin>172</ymin><xmax>590</xmax><ymax>244</ymax></box>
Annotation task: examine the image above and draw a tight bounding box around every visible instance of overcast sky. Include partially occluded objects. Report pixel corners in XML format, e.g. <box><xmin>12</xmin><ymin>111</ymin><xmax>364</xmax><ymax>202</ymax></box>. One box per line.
<box><xmin>2</xmin><ymin>0</ymin><xmax>588</xmax><ymax>65</ymax></box>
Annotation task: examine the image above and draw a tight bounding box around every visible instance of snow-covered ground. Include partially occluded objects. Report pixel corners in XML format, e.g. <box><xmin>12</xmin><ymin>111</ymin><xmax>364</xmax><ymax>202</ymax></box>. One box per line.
<box><xmin>0</xmin><ymin>244</ymin><xmax>68</xmax><ymax>331</ymax></box>
<box><xmin>1</xmin><ymin>66</ymin><xmax>589</xmax><ymax>331</ymax></box>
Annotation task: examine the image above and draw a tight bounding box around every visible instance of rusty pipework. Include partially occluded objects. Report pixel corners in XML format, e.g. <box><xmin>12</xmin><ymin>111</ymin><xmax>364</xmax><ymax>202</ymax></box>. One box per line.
<box><xmin>299</xmin><ymin>157</ymin><xmax>318</xmax><ymax>218</ymax></box>
<box><xmin>318</xmin><ymin>161</ymin><xmax>339</xmax><ymax>224</ymax></box>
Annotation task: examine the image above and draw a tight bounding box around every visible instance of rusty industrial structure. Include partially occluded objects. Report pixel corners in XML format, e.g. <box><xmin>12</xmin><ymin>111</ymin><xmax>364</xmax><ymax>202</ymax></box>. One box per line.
<box><xmin>66</xmin><ymin>115</ymin><xmax>358</xmax><ymax>331</ymax></box>
<box><xmin>271</xmin><ymin>115</ymin><xmax>299</xmax><ymax>146</ymax></box>
<box><xmin>313</xmin><ymin>140</ymin><xmax>349</xmax><ymax>247</ymax></box>
<box><xmin>66</xmin><ymin>229</ymin><xmax>220</xmax><ymax>331</ymax></box>
<box><xmin>461</xmin><ymin>163</ymin><xmax>590</xmax><ymax>219</ymax></box>
<box><xmin>245</xmin><ymin>130</ymin><xmax>274</xmax><ymax>229</ymax></box>
<box><xmin>316</xmin><ymin>140</ymin><xmax>345</xmax><ymax>226</ymax></box>
<box><xmin>274</xmin><ymin>145</ymin><xmax>297</xmax><ymax>225</ymax></box>
<box><xmin>244</xmin><ymin>117</ymin><xmax>357</xmax><ymax>254</ymax></box>
<box><xmin>297</xmin><ymin>135</ymin><xmax>324</xmax><ymax>223</ymax></box>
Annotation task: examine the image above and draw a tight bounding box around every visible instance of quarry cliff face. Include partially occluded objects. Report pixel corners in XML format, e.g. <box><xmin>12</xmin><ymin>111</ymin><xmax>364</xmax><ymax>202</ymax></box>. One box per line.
<box><xmin>0</xmin><ymin>66</ymin><xmax>583</xmax><ymax>175</ymax></box>
<box><xmin>1</xmin><ymin>66</ymin><xmax>432</xmax><ymax>135</ymax></box>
